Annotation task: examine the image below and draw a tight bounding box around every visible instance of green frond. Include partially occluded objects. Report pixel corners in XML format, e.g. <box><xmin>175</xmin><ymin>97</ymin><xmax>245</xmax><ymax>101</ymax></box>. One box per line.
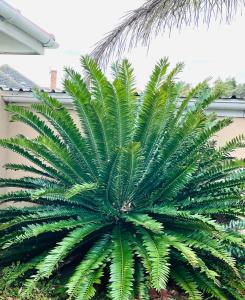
<box><xmin>6</xmin><ymin>104</ymin><xmax>60</xmax><ymax>143</ymax></box>
<box><xmin>192</xmin><ymin>273</ymin><xmax>226</xmax><ymax>300</ymax></box>
<box><xmin>137</xmin><ymin>228</ymin><xmax>170</xmax><ymax>291</ymax></box>
<box><xmin>120</xmin><ymin>141</ymin><xmax>142</xmax><ymax>201</ymax></box>
<box><xmin>132</xmin><ymin>235</ymin><xmax>152</xmax><ymax>275</ymax></box>
<box><xmin>67</xmin><ymin>234</ymin><xmax>111</xmax><ymax>298</ymax></box>
<box><xmin>196</xmin><ymin>258</ymin><xmax>220</xmax><ymax>285</ymax></box>
<box><xmin>35</xmin><ymin>222</ymin><xmax>106</xmax><ymax>279</ymax></box>
<box><xmin>81</xmin><ymin>56</ymin><xmax>110</xmax><ymax>104</ymax></box>
<box><xmin>2</xmin><ymin>137</ymin><xmax>77</xmax><ymax>184</ymax></box>
<box><xmin>0</xmin><ymin>207</ymin><xmax>83</xmax><ymax>234</ymax></box>
<box><xmin>217</xmin><ymin>134</ymin><xmax>245</xmax><ymax>158</ymax></box>
<box><xmin>0</xmin><ymin>253</ymin><xmax>47</xmax><ymax>287</ymax></box>
<box><xmin>64</xmin><ymin>68</ymin><xmax>106</xmax><ymax>170</ymax></box>
<box><xmin>32</xmin><ymin>90</ymin><xmax>96</xmax><ymax>180</ymax></box>
<box><xmin>195</xmin><ymin>90</ymin><xmax>222</xmax><ymax>111</ymax></box>
<box><xmin>223</xmin><ymin>287</ymin><xmax>245</xmax><ymax>300</ymax></box>
<box><xmin>102</xmin><ymin>152</ymin><xmax>122</xmax><ymax>214</ymax></box>
<box><xmin>196</xmin><ymin>159</ymin><xmax>245</xmax><ymax>183</ymax></box>
<box><xmin>150</xmin><ymin>209</ymin><xmax>222</xmax><ymax>233</ymax></box>
<box><xmin>112</xmin><ymin>59</ymin><xmax>137</xmax><ymax>146</ymax></box>
<box><xmin>80</xmin><ymin>56</ymin><xmax>113</xmax><ymax>159</ymax></box>
<box><xmin>75</xmin><ymin>266</ymin><xmax>104</xmax><ymax>300</ymax></box>
<box><xmin>183</xmin><ymin>232</ymin><xmax>239</xmax><ymax>274</ymax></box>
<box><xmin>167</xmin><ymin>237</ymin><xmax>199</xmax><ymax>268</ymax></box>
<box><xmin>175</xmin><ymin>81</ymin><xmax>209</xmax><ymax>122</ymax></box>
<box><xmin>35</xmin><ymin>135</ymin><xmax>85</xmax><ymax>182</ymax></box>
<box><xmin>30</xmin><ymin>187</ymin><xmax>66</xmax><ymax>201</ymax></box>
<box><xmin>134</xmin><ymin>261</ymin><xmax>150</xmax><ymax>300</ymax></box>
<box><xmin>0</xmin><ymin>190</ymin><xmax>32</xmax><ymax>204</ymax></box>
<box><xmin>0</xmin><ymin>206</ymin><xmax>93</xmax><ymax>223</ymax></box>
<box><xmin>226</xmin><ymin>218</ymin><xmax>245</xmax><ymax>231</ymax></box>
<box><xmin>110</xmin><ymin>226</ymin><xmax>134</xmax><ymax>300</ymax></box>
<box><xmin>2</xmin><ymin>218</ymin><xmax>87</xmax><ymax>249</ymax></box>
<box><xmin>155</xmin><ymin>161</ymin><xmax>198</xmax><ymax>201</ymax></box>
<box><xmin>134</xmin><ymin>58</ymin><xmax>170</xmax><ymax>143</ymax></box>
<box><xmin>0</xmin><ymin>138</ymin><xmax>63</xmax><ymax>181</ymax></box>
<box><xmin>171</xmin><ymin>265</ymin><xmax>202</xmax><ymax>300</ymax></box>
<box><xmin>0</xmin><ymin>177</ymin><xmax>60</xmax><ymax>191</ymax></box>
<box><xmin>4</xmin><ymin>163</ymin><xmax>52</xmax><ymax>178</ymax></box>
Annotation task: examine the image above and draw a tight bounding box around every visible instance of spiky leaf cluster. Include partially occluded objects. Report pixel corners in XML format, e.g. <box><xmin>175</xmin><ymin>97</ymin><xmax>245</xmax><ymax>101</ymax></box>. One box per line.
<box><xmin>0</xmin><ymin>57</ymin><xmax>244</xmax><ymax>299</ymax></box>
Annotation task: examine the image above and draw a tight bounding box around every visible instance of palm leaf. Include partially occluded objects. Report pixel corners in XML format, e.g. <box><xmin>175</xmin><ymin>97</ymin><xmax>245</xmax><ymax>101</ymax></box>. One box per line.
<box><xmin>91</xmin><ymin>0</ymin><xmax>244</xmax><ymax>66</ymax></box>
<box><xmin>35</xmin><ymin>222</ymin><xmax>105</xmax><ymax>279</ymax></box>
<box><xmin>67</xmin><ymin>234</ymin><xmax>111</xmax><ymax>298</ymax></box>
<box><xmin>110</xmin><ymin>226</ymin><xmax>134</xmax><ymax>300</ymax></box>
<box><xmin>138</xmin><ymin>228</ymin><xmax>170</xmax><ymax>291</ymax></box>
<box><xmin>171</xmin><ymin>265</ymin><xmax>202</xmax><ymax>300</ymax></box>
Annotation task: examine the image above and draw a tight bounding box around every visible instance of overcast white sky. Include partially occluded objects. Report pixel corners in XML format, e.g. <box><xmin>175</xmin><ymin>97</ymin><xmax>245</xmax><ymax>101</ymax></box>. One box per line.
<box><xmin>0</xmin><ymin>0</ymin><xmax>245</xmax><ymax>89</ymax></box>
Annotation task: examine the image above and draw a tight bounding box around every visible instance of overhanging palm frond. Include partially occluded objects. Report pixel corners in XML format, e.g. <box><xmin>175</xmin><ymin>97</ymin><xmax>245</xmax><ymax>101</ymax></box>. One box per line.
<box><xmin>91</xmin><ymin>0</ymin><xmax>245</xmax><ymax>66</ymax></box>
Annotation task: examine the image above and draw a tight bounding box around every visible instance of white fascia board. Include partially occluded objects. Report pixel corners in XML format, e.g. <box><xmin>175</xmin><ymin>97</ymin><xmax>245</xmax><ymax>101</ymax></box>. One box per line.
<box><xmin>2</xmin><ymin>91</ymin><xmax>72</xmax><ymax>105</ymax></box>
<box><xmin>2</xmin><ymin>92</ymin><xmax>245</xmax><ymax>117</ymax></box>
<box><xmin>0</xmin><ymin>19</ymin><xmax>43</xmax><ymax>54</ymax></box>
<box><xmin>188</xmin><ymin>99</ymin><xmax>245</xmax><ymax>118</ymax></box>
<box><xmin>0</xmin><ymin>0</ymin><xmax>58</xmax><ymax>50</ymax></box>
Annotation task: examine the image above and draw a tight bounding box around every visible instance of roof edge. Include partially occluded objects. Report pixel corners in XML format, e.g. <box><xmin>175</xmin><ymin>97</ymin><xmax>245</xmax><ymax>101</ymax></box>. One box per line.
<box><xmin>1</xmin><ymin>91</ymin><xmax>245</xmax><ymax>117</ymax></box>
<box><xmin>0</xmin><ymin>0</ymin><xmax>59</xmax><ymax>49</ymax></box>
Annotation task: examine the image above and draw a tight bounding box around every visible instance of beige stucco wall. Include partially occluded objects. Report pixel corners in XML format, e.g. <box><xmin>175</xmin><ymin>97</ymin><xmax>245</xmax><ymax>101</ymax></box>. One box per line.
<box><xmin>0</xmin><ymin>92</ymin><xmax>9</xmax><ymax>179</ymax></box>
<box><xmin>215</xmin><ymin>118</ymin><xmax>245</xmax><ymax>158</ymax></box>
<box><xmin>2</xmin><ymin>103</ymin><xmax>79</xmax><ymax>180</ymax></box>
<box><xmin>0</xmin><ymin>96</ymin><xmax>79</xmax><ymax>207</ymax></box>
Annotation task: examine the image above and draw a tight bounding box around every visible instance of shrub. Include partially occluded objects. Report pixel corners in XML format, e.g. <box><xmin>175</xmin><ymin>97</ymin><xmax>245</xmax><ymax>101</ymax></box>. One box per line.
<box><xmin>0</xmin><ymin>263</ymin><xmax>65</xmax><ymax>299</ymax></box>
<box><xmin>0</xmin><ymin>57</ymin><xmax>244</xmax><ymax>299</ymax></box>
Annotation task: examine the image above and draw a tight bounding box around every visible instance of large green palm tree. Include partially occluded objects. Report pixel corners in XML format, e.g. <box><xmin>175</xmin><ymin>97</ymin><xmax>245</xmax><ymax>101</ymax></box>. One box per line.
<box><xmin>91</xmin><ymin>0</ymin><xmax>245</xmax><ymax>66</ymax></box>
<box><xmin>0</xmin><ymin>57</ymin><xmax>244</xmax><ymax>299</ymax></box>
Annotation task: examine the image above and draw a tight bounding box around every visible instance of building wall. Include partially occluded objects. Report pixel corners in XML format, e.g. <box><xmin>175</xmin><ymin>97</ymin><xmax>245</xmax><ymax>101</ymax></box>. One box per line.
<box><xmin>0</xmin><ymin>91</ymin><xmax>9</xmax><ymax>179</ymax></box>
<box><xmin>216</xmin><ymin>118</ymin><xmax>245</xmax><ymax>158</ymax></box>
<box><xmin>0</xmin><ymin>96</ymin><xmax>79</xmax><ymax>207</ymax></box>
<box><xmin>2</xmin><ymin>103</ymin><xmax>80</xmax><ymax>180</ymax></box>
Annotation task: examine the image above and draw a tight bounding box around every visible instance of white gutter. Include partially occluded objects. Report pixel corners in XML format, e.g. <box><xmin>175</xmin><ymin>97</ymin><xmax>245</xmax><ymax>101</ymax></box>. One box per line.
<box><xmin>2</xmin><ymin>91</ymin><xmax>73</xmax><ymax>105</ymax></box>
<box><xmin>2</xmin><ymin>91</ymin><xmax>245</xmax><ymax>117</ymax></box>
<box><xmin>0</xmin><ymin>0</ymin><xmax>58</xmax><ymax>49</ymax></box>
